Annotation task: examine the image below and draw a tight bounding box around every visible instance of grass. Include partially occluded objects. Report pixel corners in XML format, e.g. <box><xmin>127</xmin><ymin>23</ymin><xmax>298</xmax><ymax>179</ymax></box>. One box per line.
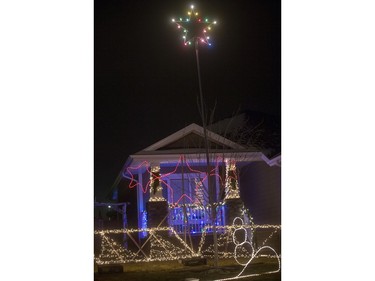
<box><xmin>94</xmin><ymin>257</ymin><xmax>281</xmax><ymax>281</ymax></box>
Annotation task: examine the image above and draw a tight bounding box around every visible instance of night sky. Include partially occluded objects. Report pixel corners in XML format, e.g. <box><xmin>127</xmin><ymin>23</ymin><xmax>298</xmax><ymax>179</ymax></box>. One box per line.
<box><xmin>95</xmin><ymin>0</ymin><xmax>281</xmax><ymax>201</ymax></box>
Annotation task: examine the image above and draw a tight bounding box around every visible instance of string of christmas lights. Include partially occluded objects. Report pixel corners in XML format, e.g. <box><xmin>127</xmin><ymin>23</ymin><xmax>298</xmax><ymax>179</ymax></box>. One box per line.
<box><xmin>125</xmin><ymin>154</ymin><xmax>228</xmax><ymax>204</ymax></box>
<box><xmin>95</xmin><ymin>226</ymin><xmax>201</xmax><ymax>264</ymax></box>
<box><xmin>95</xmin><ymin>233</ymin><xmax>138</xmax><ymax>264</ymax></box>
<box><xmin>225</xmin><ymin>160</ymin><xmax>240</xmax><ymax>199</ymax></box>
<box><xmin>198</xmin><ymin>225</ymin><xmax>280</xmax><ymax>258</ymax></box>
<box><xmin>95</xmin><ymin>221</ymin><xmax>280</xmax><ymax>265</ymax></box>
<box><xmin>172</xmin><ymin>4</ymin><xmax>217</xmax><ymax>46</ymax></box>
<box><xmin>212</xmin><ymin>217</ymin><xmax>280</xmax><ymax>281</ymax></box>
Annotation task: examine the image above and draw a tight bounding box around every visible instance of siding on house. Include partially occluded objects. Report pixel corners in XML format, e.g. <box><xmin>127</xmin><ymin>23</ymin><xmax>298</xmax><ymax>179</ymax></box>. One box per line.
<box><xmin>239</xmin><ymin>161</ymin><xmax>281</xmax><ymax>225</ymax></box>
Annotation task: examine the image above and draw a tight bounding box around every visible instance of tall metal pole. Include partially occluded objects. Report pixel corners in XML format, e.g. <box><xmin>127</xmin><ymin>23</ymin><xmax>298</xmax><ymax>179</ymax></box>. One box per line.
<box><xmin>194</xmin><ymin>38</ymin><xmax>219</xmax><ymax>267</ymax></box>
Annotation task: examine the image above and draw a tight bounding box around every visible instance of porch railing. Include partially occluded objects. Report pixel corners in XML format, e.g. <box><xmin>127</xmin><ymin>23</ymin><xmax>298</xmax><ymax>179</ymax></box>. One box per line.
<box><xmin>168</xmin><ymin>204</ymin><xmax>226</xmax><ymax>234</ymax></box>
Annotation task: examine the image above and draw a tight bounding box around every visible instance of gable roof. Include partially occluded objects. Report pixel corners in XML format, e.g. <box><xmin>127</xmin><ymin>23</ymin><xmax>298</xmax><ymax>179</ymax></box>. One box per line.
<box><xmin>139</xmin><ymin>123</ymin><xmax>249</xmax><ymax>153</ymax></box>
<box><xmin>208</xmin><ymin>110</ymin><xmax>281</xmax><ymax>157</ymax></box>
<box><xmin>115</xmin><ymin>122</ymin><xmax>279</xmax><ymax>195</ymax></box>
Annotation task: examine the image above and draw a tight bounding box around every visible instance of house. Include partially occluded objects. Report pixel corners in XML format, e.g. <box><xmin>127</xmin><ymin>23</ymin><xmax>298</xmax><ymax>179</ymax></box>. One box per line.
<box><xmin>120</xmin><ymin>122</ymin><xmax>281</xmax><ymax>241</ymax></box>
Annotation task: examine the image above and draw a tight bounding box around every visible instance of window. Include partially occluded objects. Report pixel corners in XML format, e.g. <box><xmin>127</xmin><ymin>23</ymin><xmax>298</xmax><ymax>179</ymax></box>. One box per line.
<box><xmin>166</xmin><ymin>173</ymin><xmax>207</xmax><ymax>205</ymax></box>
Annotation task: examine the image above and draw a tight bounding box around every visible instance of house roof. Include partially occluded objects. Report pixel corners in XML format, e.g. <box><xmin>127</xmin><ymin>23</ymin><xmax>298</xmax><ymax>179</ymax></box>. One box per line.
<box><xmin>208</xmin><ymin>110</ymin><xmax>281</xmax><ymax>158</ymax></box>
<box><xmin>137</xmin><ymin>123</ymin><xmax>257</xmax><ymax>153</ymax></box>
<box><xmin>118</xmin><ymin>122</ymin><xmax>280</xmax><ymax>184</ymax></box>
<box><xmin>123</xmin><ymin>123</ymin><xmax>263</xmax><ymax>168</ymax></box>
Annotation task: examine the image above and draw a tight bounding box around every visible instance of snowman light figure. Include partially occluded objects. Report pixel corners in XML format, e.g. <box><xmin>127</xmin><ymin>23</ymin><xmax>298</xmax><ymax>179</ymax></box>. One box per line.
<box><xmin>223</xmin><ymin>217</ymin><xmax>281</xmax><ymax>280</ymax></box>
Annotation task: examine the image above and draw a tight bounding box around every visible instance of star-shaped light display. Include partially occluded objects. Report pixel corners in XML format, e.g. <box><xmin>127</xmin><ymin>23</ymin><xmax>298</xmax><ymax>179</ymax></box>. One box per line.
<box><xmin>172</xmin><ymin>4</ymin><xmax>217</xmax><ymax>46</ymax></box>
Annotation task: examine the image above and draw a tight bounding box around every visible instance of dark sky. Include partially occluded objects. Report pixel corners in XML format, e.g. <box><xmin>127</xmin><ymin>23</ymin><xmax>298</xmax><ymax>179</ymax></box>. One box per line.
<box><xmin>94</xmin><ymin>0</ymin><xmax>281</xmax><ymax>201</ymax></box>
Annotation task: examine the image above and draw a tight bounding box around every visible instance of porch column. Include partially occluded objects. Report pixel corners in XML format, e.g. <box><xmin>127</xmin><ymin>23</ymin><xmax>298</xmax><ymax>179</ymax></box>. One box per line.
<box><xmin>148</xmin><ymin>164</ymin><xmax>165</xmax><ymax>202</ymax></box>
<box><xmin>146</xmin><ymin>163</ymin><xmax>168</xmax><ymax>228</ymax></box>
<box><xmin>224</xmin><ymin>159</ymin><xmax>244</xmax><ymax>225</ymax></box>
<box><xmin>224</xmin><ymin>159</ymin><xmax>240</xmax><ymax>199</ymax></box>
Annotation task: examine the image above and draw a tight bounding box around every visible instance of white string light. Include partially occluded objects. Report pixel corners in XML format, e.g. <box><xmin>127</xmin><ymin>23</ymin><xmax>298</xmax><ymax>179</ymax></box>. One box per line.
<box><xmin>95</xmin><ymin>221</ymin><xmax>280</xmax><ymax>266</ymax></box>
<box><xmin>224</xmin><ymin>160</ymin><xmax>240</xmax><ymax>199</ymax></box>
<box><xmin>212</xmin><ymin>217</ymin><xmax>281</xmax><ymax>281</ymax></box>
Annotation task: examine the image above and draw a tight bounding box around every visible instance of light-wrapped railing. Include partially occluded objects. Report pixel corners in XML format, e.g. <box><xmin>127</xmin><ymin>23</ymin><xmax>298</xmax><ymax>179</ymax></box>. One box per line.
<box><xmin>169</xmin><ymin>204</ymin><xmax>226</xmax><ymax>234</ymax></box>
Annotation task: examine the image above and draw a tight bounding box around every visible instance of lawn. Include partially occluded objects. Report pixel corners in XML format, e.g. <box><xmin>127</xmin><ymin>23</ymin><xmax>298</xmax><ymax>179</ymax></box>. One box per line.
<box><xmin>94</xmin><ymin>257</ymin><xmax>281</xmax><ymax>281</ymax></box>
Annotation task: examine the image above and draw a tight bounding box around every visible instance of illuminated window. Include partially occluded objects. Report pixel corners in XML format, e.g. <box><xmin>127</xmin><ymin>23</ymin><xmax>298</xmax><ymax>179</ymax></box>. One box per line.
<box><xmin>166</xmin><ymin>173</ymin><xmax>207</xmax><ymax>205</ymax></box>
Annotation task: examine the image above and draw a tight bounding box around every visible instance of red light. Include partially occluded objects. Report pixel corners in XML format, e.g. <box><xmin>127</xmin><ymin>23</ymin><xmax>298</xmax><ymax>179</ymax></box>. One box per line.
<box><xmin>126</xmin><ymin>155</ymin><xmax>225</xmax><ymax>203</ymax></box>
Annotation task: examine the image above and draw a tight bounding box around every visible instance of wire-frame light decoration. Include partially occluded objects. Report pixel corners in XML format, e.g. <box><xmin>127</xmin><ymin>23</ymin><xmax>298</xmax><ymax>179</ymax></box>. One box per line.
<box><xmin>172</xmin><ymin>4</ymin><xmax>217</xmax><ymax>46</ymax></box>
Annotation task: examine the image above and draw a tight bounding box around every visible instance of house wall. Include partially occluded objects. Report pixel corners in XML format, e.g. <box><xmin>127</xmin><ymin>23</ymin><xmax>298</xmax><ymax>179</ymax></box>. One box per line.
<box><xmin>136</xmin><ymin>160</ymin><xmax>280</xmax><ymax>228</ymax></box>
<box><xmin>140</xmin><ymin>170</ymin><xmax>151</xmax><ymax>201</ymax></box>
<box><xmin>239</xmin><ymin>162</ymin><xmax>281</xmax><ymax>225</ymax></box>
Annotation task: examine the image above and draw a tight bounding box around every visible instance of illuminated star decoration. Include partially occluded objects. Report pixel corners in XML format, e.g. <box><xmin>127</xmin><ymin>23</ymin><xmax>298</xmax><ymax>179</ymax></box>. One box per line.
<box><xmin>172</xmin><ymin>4</ymin><xmax>217</xmax><ymax>46</ymax></box>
